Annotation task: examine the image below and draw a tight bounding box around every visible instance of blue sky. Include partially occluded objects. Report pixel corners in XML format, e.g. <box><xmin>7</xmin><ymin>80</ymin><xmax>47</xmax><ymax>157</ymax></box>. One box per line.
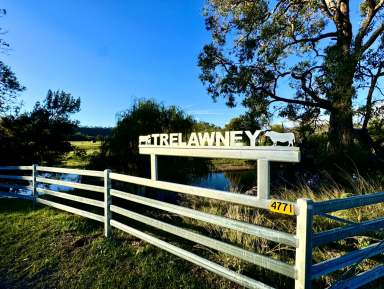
<box><xmin>1</xmin><ymin>0</ymin><xmax>245</xmax><ymax>127</ymax></box>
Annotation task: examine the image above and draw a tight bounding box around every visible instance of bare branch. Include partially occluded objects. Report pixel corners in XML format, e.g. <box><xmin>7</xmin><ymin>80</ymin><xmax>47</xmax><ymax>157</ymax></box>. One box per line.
<box><xmin>284</xmin><ymin>32</ymin><xmax>337</xmax><ymax>49</ymax></box>
<box><xmin>362</xmin><ymin>64</ymin><xmax>383</xmax><ymax>130</ymax></box>
<box><xmin>362</xmin><ymin>22</ymin><xmax>384</xmax><ymax>52</ymax></box>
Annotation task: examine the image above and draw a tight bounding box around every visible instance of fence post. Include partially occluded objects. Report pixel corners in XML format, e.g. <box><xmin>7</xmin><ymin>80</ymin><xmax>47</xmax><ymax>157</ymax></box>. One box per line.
<box><xmin>104</xmin><ymin>169</ymin><xmax>112</xmax><ymax>238</ymax></box>
<box><xmin>32</xmin><ymin>164</ymin><xmax>37</xmax><ymax>207</ymax></box>
<box><xmin>257</xmin><ymin>159</ymin><xmax>270</xmax><ymax>200</ymax></box>
<box><xmin>295</xmin><ymin>198</ymin><xmax>314</xmax><ymax>289</ymax></box>
<box><xmin>150</xmin><ymin>154</ymin><xmax>158</xmax><ymax>180</ymax></box>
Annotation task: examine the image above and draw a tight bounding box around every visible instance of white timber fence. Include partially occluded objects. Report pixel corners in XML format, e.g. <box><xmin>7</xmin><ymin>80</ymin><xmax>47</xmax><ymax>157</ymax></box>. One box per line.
<box><xmin>0</xmin><ymin>165</ymin><xmax>383</xmax><ymax>289</ymax></box>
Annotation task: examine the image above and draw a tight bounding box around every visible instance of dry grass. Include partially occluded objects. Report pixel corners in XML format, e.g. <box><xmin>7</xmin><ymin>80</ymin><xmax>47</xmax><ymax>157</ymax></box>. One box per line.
<box><xmin>181</xmin><ymin>170</ymin><xmax>384</xmax><ymax>288</ymax></box>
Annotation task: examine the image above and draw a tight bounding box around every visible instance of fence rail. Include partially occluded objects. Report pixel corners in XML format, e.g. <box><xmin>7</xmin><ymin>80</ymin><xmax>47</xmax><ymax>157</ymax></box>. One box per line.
<box><xmin>36</xmin><ymin>165</ymin><xmax>104</xmax><ymax>177</ymax></box>
<box><xmin>0</xmin><ymin>165</ymin><xmax>384</xmax><ymax>289</ymax></box>
<box><xmin>309</xmin><ymin>191</ymin><xmax>384</xmax><ymax>288</ymax></box>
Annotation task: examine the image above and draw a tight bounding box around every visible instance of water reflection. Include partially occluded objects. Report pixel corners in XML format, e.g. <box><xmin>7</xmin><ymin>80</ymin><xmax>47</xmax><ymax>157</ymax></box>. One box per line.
<box><xmin>5</xmin><ymin>173</ymin><xmax>80</xmax><ymax>197</ymax></box>
<box><xmin>38</xmin><ymin>173</ymin><xmax>80</xmax><ymax>192</ymax></box>
<box><xmin>191</xmin><ymin>170</ymin><xmax>257</xmax><ymax>192</ymax></box>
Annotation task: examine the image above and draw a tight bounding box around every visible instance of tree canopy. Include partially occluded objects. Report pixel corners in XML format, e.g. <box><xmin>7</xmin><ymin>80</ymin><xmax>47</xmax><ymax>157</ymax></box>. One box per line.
<box><xmin>199</xmin><ymin>0</ymin><xmax>384</xmax><ymax>155</ymax></box>
<box><xmin>0</xmin><ymin>90</ymin><xmax>80</xmax><ymax>165</ymax></box>
<box><xmin>91</xmin><ymin>99</ymin><xmax>210</xmax><ymax>181</ymax></box>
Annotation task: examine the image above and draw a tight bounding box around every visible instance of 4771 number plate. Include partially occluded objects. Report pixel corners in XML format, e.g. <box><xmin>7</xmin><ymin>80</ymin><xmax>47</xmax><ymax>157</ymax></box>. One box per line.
<box><xmin>269</xmin><ymin>200</ymin><xmax>295</xmax><ymax>215</ymax></box>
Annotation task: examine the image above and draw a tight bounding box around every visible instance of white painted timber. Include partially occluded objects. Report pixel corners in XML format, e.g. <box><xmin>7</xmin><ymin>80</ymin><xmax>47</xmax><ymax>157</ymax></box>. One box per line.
<box><xmin>36</xmin><ymin>177</ymin><xmax>104</xmax><ymax>193</ymax></box>
<box><xmin>257</xmin><ymin>160</ymin><xmax>270</xmax><ymax>199</ymax></box>
<box><xmin>0</xmin><ymin>166</ymin><xmax>32</xmax><ymax>170</ymax></box>
<box><xmin>0</xmin><ymin>175</ymin><xmax>32</xmax><ymax>181</ymax></box>
<box><xmin>139</xmin><ymin>146</ymin><xmax>300</xmax><ymax>162</ymax></box>
<box><xmin>295</xmin><ymin>199</ymin><xmax>313</xmax><ymax>289</ymax></box>
<box><xmin>37</xmin><ymin>166</ymin><xmax>104</xmax><ymax>178</ymax></box>
<box><xmin>111</xmin><ymin>219</ymin><xmax>275</xmax><ymax>289</ymax></box>
<box><xmin>36</xmin><ymin>197</ymin><xmax>104</xmax><ymax>222</ymax></box>
<box><xmin>36</xmin><ymin>188</ymin><xmax>104</xmax><ymax>208</ymax></box>
<box><xmin>104</xmin><ymin>169</ymin><xmax>112</xmax><ymax>237</ymax></box>
<box><xmin>150</xmin><ymin>154</ymin><xmax>158</xmax><ymax>180</ymax></box>
<box><xmin>110</xmin><ymin>172</ymin><xmax>297</xmax><ymax>212</ymax></box>
<box><xmin>111</xmin><ymin>205</ymin><xmax>296</xmax><ymax>278</ymax></box>
<box><xmin>32</xmin><ymin>164</ymin><xmax>37</xmax><ymax>200</ymax></box>
<box><xmin>111</xmin><ymin>188</ymin><xmax>297</xmax><ymax>247</ymax></box>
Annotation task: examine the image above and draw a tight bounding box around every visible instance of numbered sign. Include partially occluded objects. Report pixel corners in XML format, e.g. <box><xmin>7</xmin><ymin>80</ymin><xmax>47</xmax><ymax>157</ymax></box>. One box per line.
<box><xmin>269</xmin><ymin>200</ymin><xmax>295</xmax><ymax>215</ymax></box>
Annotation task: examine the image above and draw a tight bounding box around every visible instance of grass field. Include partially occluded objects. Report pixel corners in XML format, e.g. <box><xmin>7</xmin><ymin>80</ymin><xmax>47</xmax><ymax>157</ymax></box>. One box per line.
<box><xmin>61</xmin><ymin>141</ymin><xmax>102</xmax><ymax>168</ymax></box>
<box><xmin>210</xmin><ymin>159</ymin><xmax>254</xmax><ymax>171</ymax></box>
<box><xmin>1</xmin><ymin>173</ymin><xmax>384</xmax><ymax>288</ymax></box>
<box><xmin>0</xmin><ymin>199</ymin><xmax>236</xmax><ymax>289</ymax></box>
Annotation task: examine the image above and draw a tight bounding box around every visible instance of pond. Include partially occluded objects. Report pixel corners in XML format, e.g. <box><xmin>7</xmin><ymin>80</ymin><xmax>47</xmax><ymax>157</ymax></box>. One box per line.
<box><xmin>190</xmin><ymin>170</ymin><xmax>258</xmax><ymax>193</ymax></box>
<box><xmin>7</xmin><ymin>173</ymin><xmax>81</xmax><ymax>197</ymax></box>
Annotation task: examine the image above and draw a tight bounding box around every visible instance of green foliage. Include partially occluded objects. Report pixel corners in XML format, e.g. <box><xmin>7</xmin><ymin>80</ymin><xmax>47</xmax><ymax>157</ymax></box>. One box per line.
<box><xmin>0</xmin><ymin>90</ymin><xmax>80</xmax><ymax>165</ymax></box>
<box><xmin>192</xmin><ymin>121</ymin><xmax>220</xmax><ymax>132</ymax></box>
<box><xmin>62</xmin><ymin>141</ymin><xmax>102</xmax><ymax>168</ymax></box>
<box><xmin>0</xmin><ymin>199</ymin><xmax>228</xmax><ymax>289</ymax></box>
<box><xmin>199</xmin><ymin>0</ymin><xmax>384</xmax><ymax>153</ymax></box>
<box><xmin>90</xmin><ymin>99</ymin><xmax>211</xmax><ymax>181</ymax></box>
<box><xmin>224</xmin><ymin>113</ymin><xmax>262</xmax><ymax>132</ymax></box>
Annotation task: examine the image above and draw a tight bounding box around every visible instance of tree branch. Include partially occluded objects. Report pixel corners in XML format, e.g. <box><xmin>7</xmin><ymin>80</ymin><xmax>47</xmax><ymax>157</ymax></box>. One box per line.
<box><xmin>362</xmin><ymin>22</ymin><xmax>384</xmax><ymax>52</ymax></box>
<box><xmin>319</xmin><ymin>0</ymin><xmax>335</xmax><ymax>19</ymax></box>
<box><xmin>362</xmin><ymin>64</ymin><xmax>384</xmax><ymax>130</ymax></box>
<box><xmin>253</xmin><ymin>85</ymin><xmax>330</xmax><ymax>109</ymax></box>
<box><xmin>291</xmin><ymin>68</ymin><xmax>332</xmax><ymax>109</ymax></box>
<box><xmin>355</xmin><ymin>0</ymin><xmax>377</xmax><ymax>51</ymax></box>
<box><xmin>284</xmin><ymin>32</ymin><xmax>337</xmax><ymax>49</ymax></box>
<box><xmin>375</xmin><ymin>0</ymin><xmax>384</xmax><ymax>10</ymax></box>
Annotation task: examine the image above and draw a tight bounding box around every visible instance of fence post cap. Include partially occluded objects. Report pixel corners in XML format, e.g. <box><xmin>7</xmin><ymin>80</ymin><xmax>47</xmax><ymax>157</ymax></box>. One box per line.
<box><xmin>296</xmin><ymin>198</ymin><xmax>313</xmax><ymax>204</ymax></box>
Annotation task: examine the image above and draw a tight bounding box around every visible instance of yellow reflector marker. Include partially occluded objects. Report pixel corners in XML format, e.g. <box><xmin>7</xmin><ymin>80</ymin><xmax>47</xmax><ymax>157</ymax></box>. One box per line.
<box><xmin>269</xmin><ymin>200</ymin><xmax>295</xmax><ymax>215</ymax></box>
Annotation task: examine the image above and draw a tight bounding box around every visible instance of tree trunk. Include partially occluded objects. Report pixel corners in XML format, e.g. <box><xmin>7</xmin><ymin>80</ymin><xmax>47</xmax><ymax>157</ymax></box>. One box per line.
<box><xmin>326</xmin><ymin>0</ymin><xmax>355</xmax><ymax>155</ymax></box>
<box><xmin>326</xmin><ymin>49</ymin><xmax>355</xmax><ymax>154</ymax></box>
<box><xmin>328</xmin><ymin>104</ymin><xmax>353</xmax><ymax>154</ymax></box>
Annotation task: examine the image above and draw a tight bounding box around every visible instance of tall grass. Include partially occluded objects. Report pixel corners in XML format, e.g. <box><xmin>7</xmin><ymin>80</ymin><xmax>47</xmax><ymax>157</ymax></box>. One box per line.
<box><xmin>181</xmin><ymin>170</ymin><xmax>384</xmax><ymax>288</ymax></box>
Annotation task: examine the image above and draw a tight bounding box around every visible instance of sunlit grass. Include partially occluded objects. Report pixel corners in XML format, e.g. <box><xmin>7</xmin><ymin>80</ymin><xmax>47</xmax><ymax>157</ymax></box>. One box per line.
<box><xmin>0</xmin><ymin>199</ymin><xmax>231</xmax><ymax>289</ymax></box>
<box><xmin>182</xmin><ymin>171</ymin><xmax>384</xmax><ymax>288</ymax></box>
<box><xmin>2</xmin><ymin>171</ymin><xmax>384</xmax><ymax>288</ymax></box>
<box><xmin>210</xmin><ymin>159</ymin><xmax>254</xmax><ymax>171</ymax></box>
<box><xmin>61</xmin><ymin>141</ymin><xmax>102</xmax><ymax>168</ymax></box>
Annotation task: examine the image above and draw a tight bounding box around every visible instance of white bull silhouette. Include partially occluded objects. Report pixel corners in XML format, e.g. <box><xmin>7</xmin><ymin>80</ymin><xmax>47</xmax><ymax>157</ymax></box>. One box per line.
<box><xmin>264</xmin><ymin>131</ymin><xmax>295</xmax><ymax>146</ymax></box>
<box><xmin>139</xmin><ymin>135</ymin><xmax>152</xmax><ymax>145</ymax></box>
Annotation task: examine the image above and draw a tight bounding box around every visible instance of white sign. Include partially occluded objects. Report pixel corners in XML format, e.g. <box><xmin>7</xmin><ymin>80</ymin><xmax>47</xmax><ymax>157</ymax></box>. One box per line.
<box><xmin>139</xmin><ymin>130</ymin><xmax>296</xmax><ymax>147</ymax></box>
<box><xmin>138</xmin><ymin>130</ymin><xmax>300</xmax><ymax>201</ymax></box>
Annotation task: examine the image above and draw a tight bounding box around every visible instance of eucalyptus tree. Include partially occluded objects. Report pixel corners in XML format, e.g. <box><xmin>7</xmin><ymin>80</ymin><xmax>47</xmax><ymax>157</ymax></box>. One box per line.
<box><xmin>199</xmin><ymin>1</ymin><xmax>384</xmax><ymax>154</ymax></box>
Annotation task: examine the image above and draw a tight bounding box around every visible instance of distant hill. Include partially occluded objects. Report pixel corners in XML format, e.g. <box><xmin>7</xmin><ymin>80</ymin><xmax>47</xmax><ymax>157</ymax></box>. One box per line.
<box><xmin>72</xmin><ymin>126</ymin><xmax>113</xmax><ymax>141</ymax></box>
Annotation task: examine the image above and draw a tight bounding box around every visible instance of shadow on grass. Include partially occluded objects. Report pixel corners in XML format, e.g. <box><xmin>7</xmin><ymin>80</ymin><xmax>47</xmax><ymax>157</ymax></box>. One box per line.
<box><xmin>0</xmin><ymin>198</ymin><xmax>34</xmax><ymax>213</ymax></box>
